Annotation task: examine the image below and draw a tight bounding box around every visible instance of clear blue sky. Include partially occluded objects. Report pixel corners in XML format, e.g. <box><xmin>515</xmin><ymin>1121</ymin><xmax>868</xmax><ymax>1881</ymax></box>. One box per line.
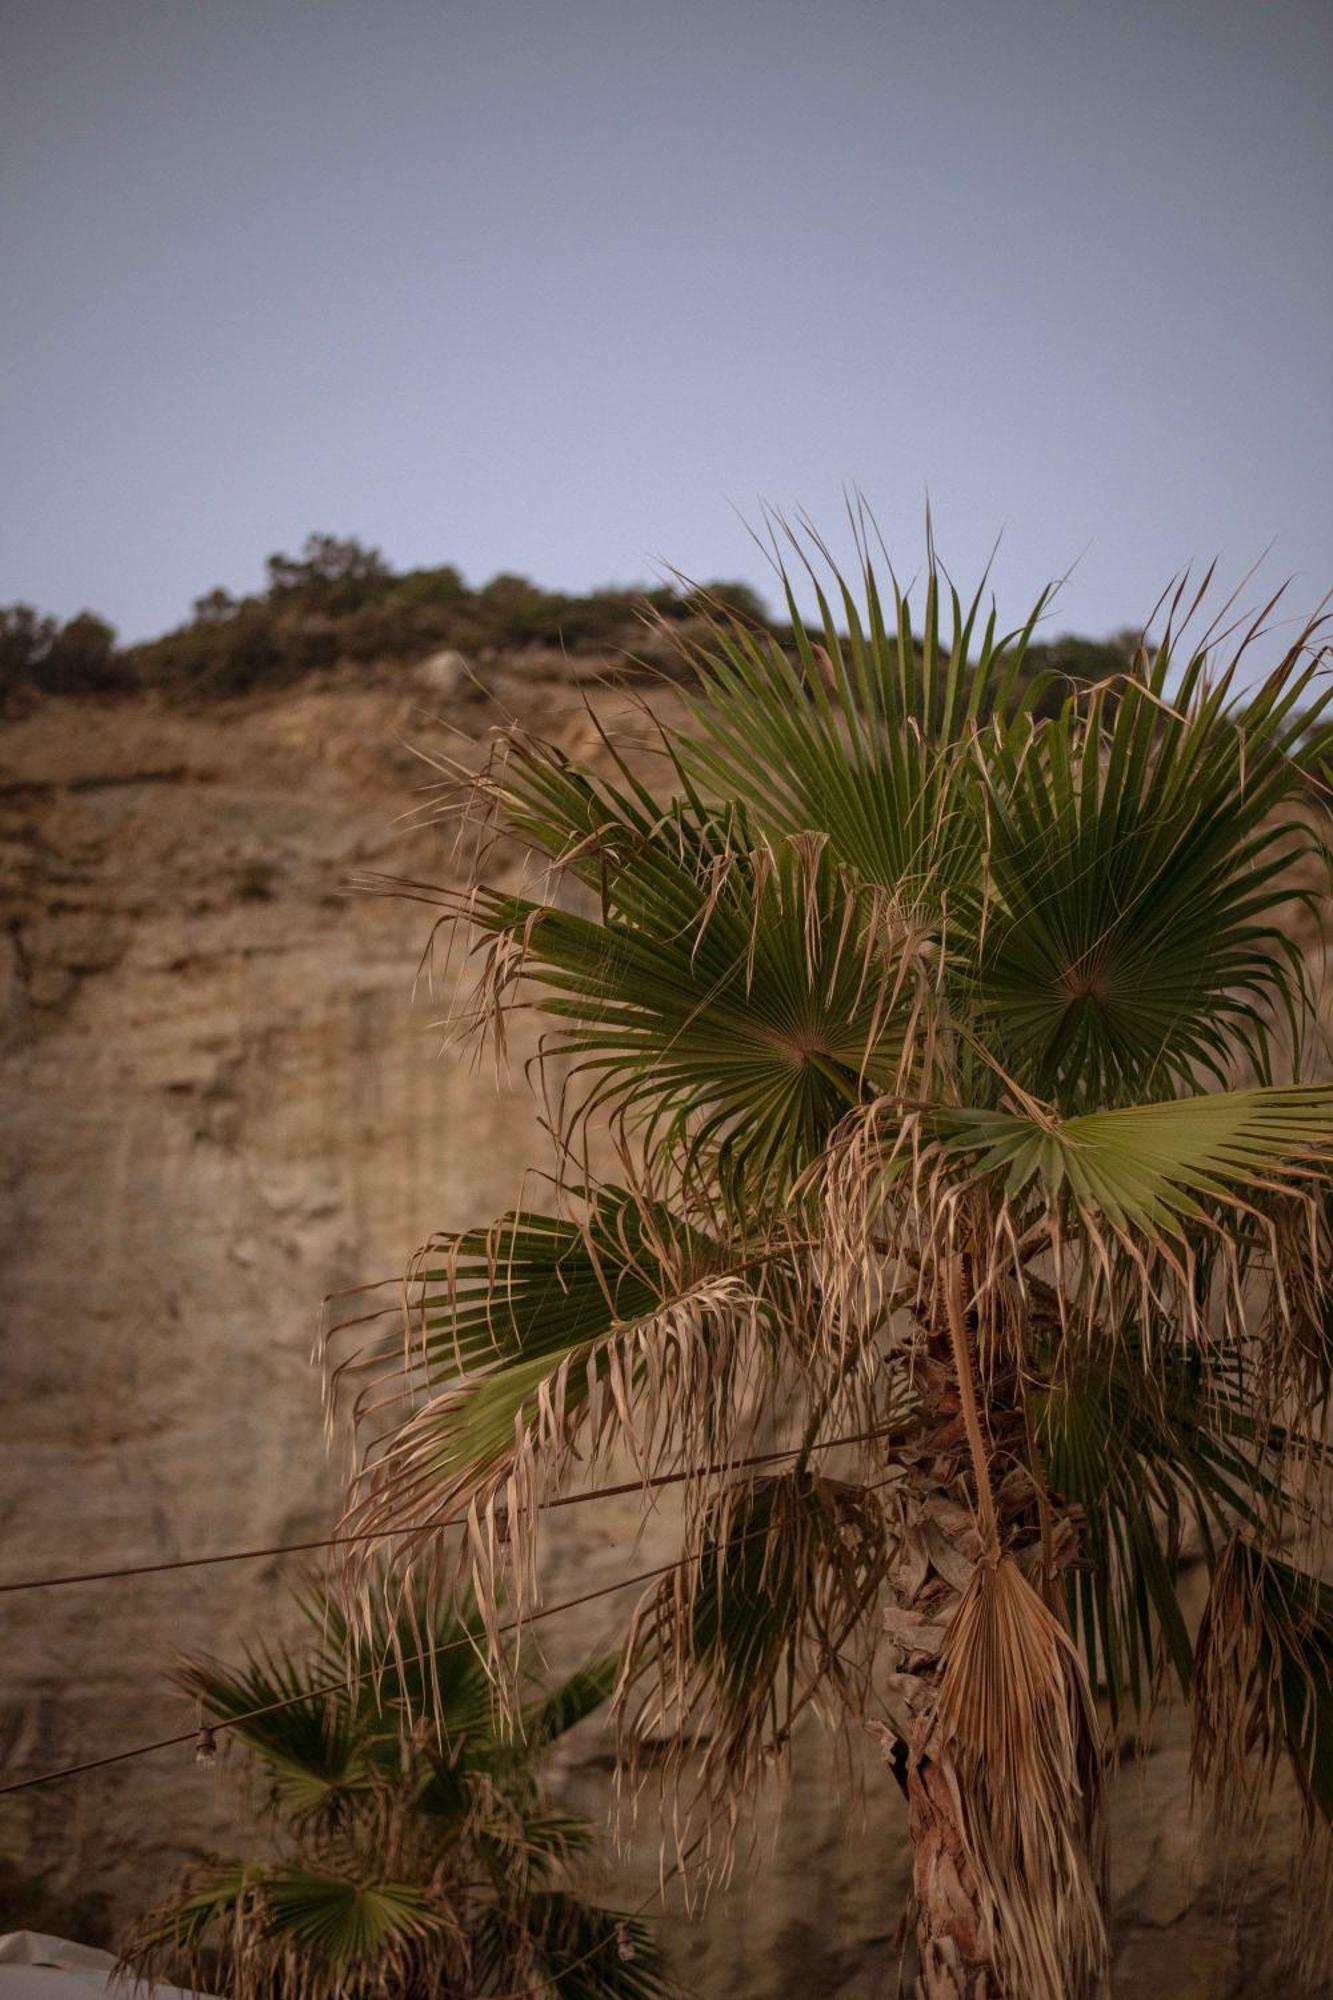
<box><xmin>2</xmin><ymin>0</ymin><xmax>1330</xmax><ymax>644</ymax></box>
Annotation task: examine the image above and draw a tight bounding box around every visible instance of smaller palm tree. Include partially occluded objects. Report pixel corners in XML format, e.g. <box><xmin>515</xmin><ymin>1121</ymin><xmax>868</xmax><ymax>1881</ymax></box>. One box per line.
<box><xmin>124</xmin><ymin>1584</ymin><xmax>672</xmax><ymax>2000</ymax></box>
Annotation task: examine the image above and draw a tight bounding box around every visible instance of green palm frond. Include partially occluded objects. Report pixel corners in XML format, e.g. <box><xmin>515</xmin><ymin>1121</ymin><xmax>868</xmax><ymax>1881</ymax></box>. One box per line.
<box><xmin>526</xmin><ymin>1658</ymin><xmax>620</xmax><ymax>1748</ymax></box>
<box><xmin>259</xmin><ymin>1869</ymin><xmax>443</xmax><ymax>1966</ymax></box>
<box><xmin>173</xmin><ymin>1586</ymin><xmax>501</xmax><ymax>1826</ymax></box>
<box><xmin>176</xmin><ymin>1652</ymin><xmax>371</xmax><ymax>1828</ymax></box>
<box><xmin>972</xmin><ymin>638</ymin><xmax>1330</xmax><ymax>1106</ymax></box>
<box><xmin>337</xmin><ymin>1188</ymin><xmax>792</xmax><ymax>1586</ymax></box>
<box><xmin>1038</xmin><ymin>1347</ymin><xmax>1281</xmax><ymax>1715</ymax></box>
<box><xmin>474</xmin><ymin>1807</ymin><xmax>600</xmax><ymax>1899</ymax></box>
<box><xmin>127</xmin><ymin>1863</ymin><xmax>457</xmax><ymax>2000</ymax></box>
<box><xmin>685</xmin><ymin>1475</ymin><xmax>882</xmax><ymax>1703</ymax></box>
<box><xmin>619</xmin><ymin>1471</ymin><xmax>888</xmax><ymax>1828</ymax></box>
<box><xmin>672</xmin><ymin>531</ymin><xmax>1053</xmax><ymax>901</ymax></box>
<box><xmin>302</xmin><ymin>1581</ymin><xmax>497</xmax><ymax>1739</ymax></box>
<box><xmin>466</xmin><ymin>815</ymin><xmax>907</xmax><ymax>1181</ymax></box>
<box><xmin>933</xmin><ymin>1083</ymin><xmax>1333</xmax><ymax>1237</ymax></box>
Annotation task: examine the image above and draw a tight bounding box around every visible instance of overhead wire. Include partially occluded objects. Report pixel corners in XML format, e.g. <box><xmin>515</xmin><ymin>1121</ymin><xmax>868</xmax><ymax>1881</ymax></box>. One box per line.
<box><xmin>0</xmin><ymin>1470</ymin><xmax>900</xmax><ymax>1799</ymax></box>
<box><xmin>0</xmin><ymin>1427</ymin><xmax>890</xmax><ymax>1597</ymax></box>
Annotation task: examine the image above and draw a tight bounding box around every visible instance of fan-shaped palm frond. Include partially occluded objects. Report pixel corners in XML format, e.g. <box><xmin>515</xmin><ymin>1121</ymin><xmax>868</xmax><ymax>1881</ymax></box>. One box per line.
<box><xmin>178</xmin><ymin>1653</ymin><xmax>373</xmax><ymax>1831</ymax></box>
<box><xmin>332</xmin><ymin>1189</ymin><xmax>802</xmax><ymax>1625</ymax></box>
<box><xmin>258</xmin><ymin>1872</ymin><xmax>443</xmax><ymax>1981</ymax></box>
<box><xmin>931</xmin><ymin>1083</ymin><xmax>1333</xmax><ymax>1237</ymax></box>
<box><xmin>671</xmin><ymin>532</ymin><xmax>1052</xmax><ymax>902</ymax></box>
<box><xmin>462</xmin><ymin>813</ymin><xmax>914</xmax><ymax>1184</ymax></box>
<box><xmin>971</xmin><ymin>636</ymin><xmax>1329</xmax><ymax>1105</ymax></box>
<box><xmin>130</xmin><ymin>1862</ymin><xmax>458</xmax><ymax>2000</ymax></box>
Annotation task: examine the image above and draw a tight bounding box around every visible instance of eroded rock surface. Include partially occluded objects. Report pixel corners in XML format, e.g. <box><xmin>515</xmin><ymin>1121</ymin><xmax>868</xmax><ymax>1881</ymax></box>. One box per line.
<box><xmin>0</xmin><ymin>673</ymin><xmax>1325</xmax><ymax>1995</ymax></box>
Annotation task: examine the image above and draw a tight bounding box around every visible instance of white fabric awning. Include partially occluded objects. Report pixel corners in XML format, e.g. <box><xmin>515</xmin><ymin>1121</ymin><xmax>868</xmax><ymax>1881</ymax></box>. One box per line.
<box><xmin>0</xmin><ymin>1934</ymin><xmax>217</xmax><ymax>2000</ymax></box>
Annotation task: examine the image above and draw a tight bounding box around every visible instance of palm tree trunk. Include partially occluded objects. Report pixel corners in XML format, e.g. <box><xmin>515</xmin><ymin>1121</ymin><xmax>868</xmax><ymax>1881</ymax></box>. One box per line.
<box><xmin>886</xmin><ymin>1270</ymin><xmax>1102</xmax><ymax>1998</ymax></box>
<box><xmin>906</xmin><ymin>1723</ymin><xmax>997</xmax><ymax>1999</ymax></box>
<box><xmin>902</xmin><ymin>1265</ymin><xmax>1005</xmax><ymax>1995</ymax></box>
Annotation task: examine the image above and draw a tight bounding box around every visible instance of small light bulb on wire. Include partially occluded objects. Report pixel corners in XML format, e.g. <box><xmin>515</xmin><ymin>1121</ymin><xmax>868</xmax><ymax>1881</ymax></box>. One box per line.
<box><xmin>193</xmin><ymin>1699</ymin><xmax>218</xmax><ymax>1769</ymax></box>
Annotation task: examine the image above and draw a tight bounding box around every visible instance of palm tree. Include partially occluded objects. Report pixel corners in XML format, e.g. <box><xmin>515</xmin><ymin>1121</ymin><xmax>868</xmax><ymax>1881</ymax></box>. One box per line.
<box><xmin>124</xmin><ymin>1584</ymin><xmax>672</xmax><ymax>1999</ymax></box>
<box><xmin>329</xmin><ymin>522</ymin><xmax>1333</xmax><ymax>1998</ymax></box>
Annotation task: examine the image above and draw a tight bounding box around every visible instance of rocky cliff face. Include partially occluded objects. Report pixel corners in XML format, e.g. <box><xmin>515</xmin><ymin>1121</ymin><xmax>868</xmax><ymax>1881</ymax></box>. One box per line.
<box><xmin>0</xmin><ymin>664</ymin><xmax>1323</xmax><ymax>1997</ymax></box>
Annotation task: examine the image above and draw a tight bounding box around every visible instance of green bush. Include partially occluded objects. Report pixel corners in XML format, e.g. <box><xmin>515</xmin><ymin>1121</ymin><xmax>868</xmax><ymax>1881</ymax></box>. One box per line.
<box><xmin>44</xmin><ymin>611</ymin><xmax>121</xmax><ymax>691</ymax></box>
<box><xmin>1</xmin><ymin>603</ymin><xmax>122</xmax><ymax>699</ymax></box>
<box><xmin>192</xmin><ymin>586</ymin><xmax>240</xmax><ymax>624</ymax></box>
<box><xmin>0</xmin><ymin>603</ymin><xmax>58</xmax><ymax>696</ymax></box>
<box><xmin>15</xmin><ymin>539</ymin><xmax>1152</xmax><ymax>715</ymax></box>
<box><xmin>264</xmin><ymin>533</ymin><xmax>392</xmax><ymax>614</ymax></box>
<box><xmin>112</xmin><ymin>543</ymin><xmax>739</xmax><ymax>695</ymax></box>
<box><xmin>382</xmin><ymin>562</ymin><xmax>466</xmax><ymax>609</ymax></box>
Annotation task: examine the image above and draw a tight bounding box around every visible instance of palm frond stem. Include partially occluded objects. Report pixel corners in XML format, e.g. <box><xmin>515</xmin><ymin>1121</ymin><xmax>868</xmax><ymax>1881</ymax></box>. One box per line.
<box><xmin>944</xmin><ymin>1253</ymin><xmax>1000</xmax><ymax>1562</ymax></box>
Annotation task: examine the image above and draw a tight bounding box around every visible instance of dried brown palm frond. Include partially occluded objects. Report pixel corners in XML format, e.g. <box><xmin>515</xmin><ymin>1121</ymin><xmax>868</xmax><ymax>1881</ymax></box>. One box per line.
<box><xmin>1288</xmin><ymin>1820</ymin><xmax>1333</xmax><ymax>1991</ymax></box>
<box><xmin>925</xmin><ymin>1553</ymin><xmax>1109</xmax><ymax>2000</ymax></box>
<box><xmin>1192</xmin><ymin>1537</ymin><xmax>1333</xmax><ymax>1824</ymax></box>
<box><xmin>818</xmin><ymin>1077</ymin><xmax>1333</xmax><ymax>1440</ymax></box>
<box><xmin>325</xmin><ymin>1179</ymin><xmax>840</xmax><ymax>1691</ymax></box>
<box><xmin>1260</xmin><ymin>1190</ymin><xmax>1333</xmax><ymax>1435</ymax></box>
<box><xmin>614</xmin><ymin>1469</ymin><xmax>892</xmax><ymax>1887</ymax></box>
<box><xmin>1192</xmin><ymin>1536</ymin><xmax>1333</xmax><ymax>1985</ymax></box>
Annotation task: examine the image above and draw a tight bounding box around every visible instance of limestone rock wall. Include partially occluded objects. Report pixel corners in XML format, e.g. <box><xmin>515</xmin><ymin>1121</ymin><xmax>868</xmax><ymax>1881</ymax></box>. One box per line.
<box><xmin>0</xmin><ymin>670</ymin><xmax>1325</xmax><ymax>1996</ymax></box>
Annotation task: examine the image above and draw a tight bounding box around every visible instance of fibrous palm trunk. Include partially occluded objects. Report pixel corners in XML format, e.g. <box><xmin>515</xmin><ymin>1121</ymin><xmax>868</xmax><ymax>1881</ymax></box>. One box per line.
<box><xmin>907</xmin><ymin>1730</ymin><xmax>998</xmax><ymax>1998</ymax></box>
<box><xmin>876</xmin><ymin>1303</ymin><xmax>1105</xmax><ymax>2000</ymax></box>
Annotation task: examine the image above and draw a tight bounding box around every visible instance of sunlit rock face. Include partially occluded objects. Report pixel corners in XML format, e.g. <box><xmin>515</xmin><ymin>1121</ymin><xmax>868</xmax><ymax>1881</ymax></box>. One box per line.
<box><xmin>0</xmin><ymin>668</ymin><xmax>1322</xmax><ymax>1996</ymax></box>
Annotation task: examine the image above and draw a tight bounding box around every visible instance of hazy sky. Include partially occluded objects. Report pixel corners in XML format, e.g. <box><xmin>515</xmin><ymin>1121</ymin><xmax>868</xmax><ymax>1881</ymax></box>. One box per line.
<box><xmin>3</xmin><ymin>0</ymin><xmax>1330</xmax><ymax>644</ymax></box>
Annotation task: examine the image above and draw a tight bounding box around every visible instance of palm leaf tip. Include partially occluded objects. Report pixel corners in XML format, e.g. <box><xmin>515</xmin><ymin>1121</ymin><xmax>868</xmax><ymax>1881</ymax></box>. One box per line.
<box><xmin>527</xmin><ymin>1657</ymin><xmax>619</xmax><ymax>1746</ymax></box>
